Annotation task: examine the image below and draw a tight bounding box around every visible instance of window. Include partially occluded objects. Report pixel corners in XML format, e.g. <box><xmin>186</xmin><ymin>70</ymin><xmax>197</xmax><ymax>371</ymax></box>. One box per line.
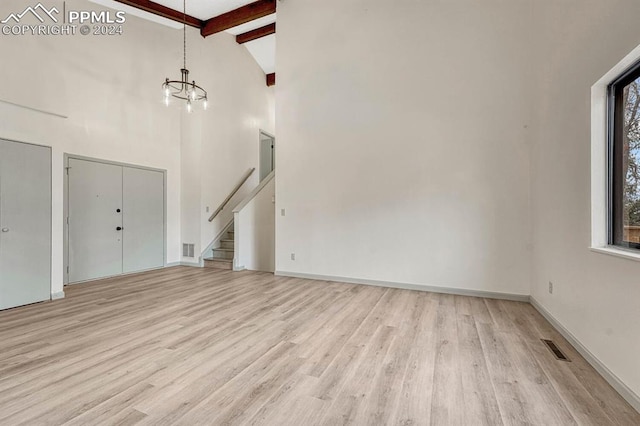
<box><xmin>609</xmin><ymin>61</ymin><xmax>640</xmax><ymax>249</ymax></box>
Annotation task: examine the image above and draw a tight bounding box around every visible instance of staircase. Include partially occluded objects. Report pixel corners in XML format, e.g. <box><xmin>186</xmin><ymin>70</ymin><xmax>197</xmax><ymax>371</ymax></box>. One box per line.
<box><xmin>203</xmin><ymin>224</ymin><xmax>234</xmax><ymax>270</ymax></box>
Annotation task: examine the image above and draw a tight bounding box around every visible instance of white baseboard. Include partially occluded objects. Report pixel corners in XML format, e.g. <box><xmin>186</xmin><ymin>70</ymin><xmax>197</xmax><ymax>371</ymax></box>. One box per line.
<box><xmin>275</xmin><ymin>271</ymin><xmax>638</xmax><ymax>413</ymax></box>
<box><xmin>51</xmin><ymin>291</ymin><xmax>65</xmax><ymax>300</ymax></box>
<box><xmin>167</xmin><ymin>261</ymin><xmax>202</xmax><ymax>267</ymax></box>
<box><xmin>274</xmin><ymin>270</ymin><xmax>529</xmax><ymax>302</ymax></box>
<box><xmin>530</xmin><ymin>296</ymin><xmax>640</xmax><ymax>414</ymax></box>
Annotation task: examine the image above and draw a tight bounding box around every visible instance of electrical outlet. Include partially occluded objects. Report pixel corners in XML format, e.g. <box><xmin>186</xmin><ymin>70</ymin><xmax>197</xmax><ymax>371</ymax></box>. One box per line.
<box><xmin>281</xmin><ymin>208</ymin><xmax>286</xmax><ymax>216</ymax></box>
<box><xmin>548</xmin><ymin>281</ymin><xmax>553</xmax><ymax>294</ymax></box>
<box><xmin>206</xmin><ymin>206</ymin><xmax>210</xmax><ymax>213</ymax></box>
<box><xmin>291</xmin><ymin>253</ymin><xmax>295</xmax><ymax>261</ymax></box>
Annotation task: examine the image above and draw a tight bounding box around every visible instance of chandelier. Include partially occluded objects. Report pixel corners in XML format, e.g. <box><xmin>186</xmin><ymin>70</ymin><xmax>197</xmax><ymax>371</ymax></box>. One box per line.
<box><xmin>162</xmin><ymin>0</ymin><xmax>207</xmax><ymax>112</ymax></box>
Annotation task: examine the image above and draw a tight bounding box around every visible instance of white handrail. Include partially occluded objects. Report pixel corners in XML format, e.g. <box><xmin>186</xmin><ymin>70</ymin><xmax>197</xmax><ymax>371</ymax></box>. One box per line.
<box><xmin>208</xmin><ymin>167</ymin><xmax>255</xmax><ymax>222</ymax></box>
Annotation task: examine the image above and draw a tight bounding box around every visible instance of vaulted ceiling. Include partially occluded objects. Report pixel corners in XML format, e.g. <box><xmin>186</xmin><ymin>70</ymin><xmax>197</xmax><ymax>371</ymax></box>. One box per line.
<box><xmin>90</xmin><ymin>0</ymin><xmax>276</xmax><ymax>85</ymax></box>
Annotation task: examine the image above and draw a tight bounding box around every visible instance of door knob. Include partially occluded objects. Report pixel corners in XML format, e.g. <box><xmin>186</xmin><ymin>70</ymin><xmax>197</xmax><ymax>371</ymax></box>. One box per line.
<box><xmin>1</xmin><ymin>228</ymin><xmax>8</xmax><ymax>233</ymax></box>
<box><xmin>116</xmin><ymin>227</ymin><xmax>122</xmax><ymax>231</ymax></box>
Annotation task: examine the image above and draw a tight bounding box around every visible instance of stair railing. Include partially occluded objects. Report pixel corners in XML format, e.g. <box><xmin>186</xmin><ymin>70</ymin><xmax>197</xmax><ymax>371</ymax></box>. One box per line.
<box><xmin>208</xmin><ymin>167</ymin><xmax>256</xmax><ymax>222</ymax></box>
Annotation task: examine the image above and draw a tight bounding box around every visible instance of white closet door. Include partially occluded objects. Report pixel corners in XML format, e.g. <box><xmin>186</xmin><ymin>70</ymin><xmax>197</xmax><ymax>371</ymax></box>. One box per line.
<box><xmin>0</xmin><ymin>140</ymin><xmax>51</xmax><ymax>310</ymax></box>
<box><xmin>68</xmin><ymin>159</ymin><xmax>123</xmax><ymax>283</ymax></box>
<box><xmin>122</xmin><ymin>167</ymin><xmax>164</xmax><ymax>273</ymax></box>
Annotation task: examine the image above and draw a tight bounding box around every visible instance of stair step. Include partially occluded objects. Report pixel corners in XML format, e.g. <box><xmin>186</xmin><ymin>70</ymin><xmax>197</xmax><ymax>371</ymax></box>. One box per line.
<box><xmin>211</xmin><ymin>247</ymin><xmax>233</xmax><ymax>260</ymax></box>
<box><xmin>220</xmin><ymin>240</ymin><xmax>234</xmax><ymax>249</ymax></box>
<box><xmin>204</xmin><ymin>258</ymin><xmax>232</xmax><ymax>270</ymax></box>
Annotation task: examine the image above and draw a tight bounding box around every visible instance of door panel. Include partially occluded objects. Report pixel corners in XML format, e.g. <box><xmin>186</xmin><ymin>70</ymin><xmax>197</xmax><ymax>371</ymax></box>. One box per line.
<box><xmin>122</xmin><ymin>167</ymin><xmax>164</xmax><ymax>273</ymax></box>
<box><xmin>68</xmin><ymin>159</ymin><xmax>123</xmax><ymax>282</ymax></box>
<box><xmin>0</xmin><ymin>140</ymin><xmax>51</xmax><ymax>310</ymax></box>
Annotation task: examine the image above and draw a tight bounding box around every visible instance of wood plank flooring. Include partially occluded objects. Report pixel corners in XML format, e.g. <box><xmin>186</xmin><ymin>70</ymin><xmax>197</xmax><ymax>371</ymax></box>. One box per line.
<box><xmin>0</xmin><ymin>267</ymin><xmax>637</xmax><ymax>425</ymax></box>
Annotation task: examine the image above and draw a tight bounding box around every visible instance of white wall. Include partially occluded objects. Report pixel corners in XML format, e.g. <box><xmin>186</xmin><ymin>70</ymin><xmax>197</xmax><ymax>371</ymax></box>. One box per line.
<box><xmin>174</xmin><ymin>28</ymin><xmax>274</xmax><ymax>261</ymax></box>
<box><xmin>178</xmin><ymin>27</ymin><xmax>274</xmax><ymax>262</ymax></box>
<box><xmin>0</xmin><ymin>0</ymin><xmax>273</xmax><ymax>291</ymax></box>
<box><xmin>0</xmin><ymin>0</ymin><xmax>182</xmax><ymax>295</ymax></box>
<box><xmin>196</xmin><ymin>32</ymin><xmax>274</xmax><ymax>257</ymax></box>
<box><xmin>180</xmin><ymin>108</ymin><xmax>202</xmax><ymax>264</ymax></box>
<box><xmin>234</xmin><ymin>174</ymin><xmax>275</xmax><ymax>272</ymax></box>
<box><xmin>530</xmin><ymin>0</ymin><xmax>640</xmax><ymax>403</ymax></box>
<box><xmin>275</xmin><ymin>0</ymin><xmax>533</xmax><ymax>296</ymax></box>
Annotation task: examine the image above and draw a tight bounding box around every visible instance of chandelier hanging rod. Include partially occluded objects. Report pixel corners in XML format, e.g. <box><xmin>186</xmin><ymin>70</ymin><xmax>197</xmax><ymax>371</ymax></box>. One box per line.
<box><xmin>162</xmin><ymin>0</ymin><xmax>208</xmax><ymax>112</ymax></box>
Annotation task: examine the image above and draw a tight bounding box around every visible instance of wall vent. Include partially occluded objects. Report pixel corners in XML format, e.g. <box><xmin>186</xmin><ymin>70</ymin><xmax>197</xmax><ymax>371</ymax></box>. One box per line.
<box><xmin>542</xmin><ymin>339</ymin><xmax>570</xmax><ymax>362</ymax></box>
<box><xmin>182</xmin><ymin>243</ymin><xmax>195</xmax><ymax>258</ymax></box>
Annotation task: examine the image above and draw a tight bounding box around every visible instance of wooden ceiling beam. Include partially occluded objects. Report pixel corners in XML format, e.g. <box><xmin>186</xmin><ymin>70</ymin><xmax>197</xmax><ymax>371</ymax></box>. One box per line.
<box><xmin>201</xmin><ymin>0</ymin><xmax>276</xmax><ymax>38</ymax></box>
<box><xmin>266</xmin><ymin>73</ymin><xmax>276</xmax><ymax>87</ymax></box>
<box><xmin>236</xmin><ymin>23</ymin><xmax>275</xmax><ymax>44</ymax></box>
<box><xmin>114</xmin><ymin>0</ymin><xmax>203</xmax><ymax>28</ymax></box>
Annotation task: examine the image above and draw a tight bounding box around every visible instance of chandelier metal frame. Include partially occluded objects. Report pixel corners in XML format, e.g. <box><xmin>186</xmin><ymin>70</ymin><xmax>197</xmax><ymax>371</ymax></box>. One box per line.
<box><xmin>162</xmin><ymin>0</ymin><xmax>207</xmax><ymax>112</ymax></box>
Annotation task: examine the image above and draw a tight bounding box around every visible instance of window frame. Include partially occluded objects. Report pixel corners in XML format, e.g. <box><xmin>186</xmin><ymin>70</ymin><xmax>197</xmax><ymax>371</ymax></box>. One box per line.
<box><xmin>608</xmin><ymin>60</ymin><xmax>640</xmax><ymax>250</ymax></box>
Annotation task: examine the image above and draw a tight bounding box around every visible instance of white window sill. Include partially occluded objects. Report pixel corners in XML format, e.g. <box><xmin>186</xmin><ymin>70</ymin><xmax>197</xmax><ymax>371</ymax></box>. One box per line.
<box><xmin>590</xmin><ymin>246</ymin><xmax>640</xmax><ymax>262</ymax></box>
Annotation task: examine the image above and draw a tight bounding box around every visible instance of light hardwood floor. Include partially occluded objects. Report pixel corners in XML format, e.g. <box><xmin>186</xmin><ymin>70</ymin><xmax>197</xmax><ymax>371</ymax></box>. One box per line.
<box><xmin>0</xmin><ymin>267</ymin><xmax>638</xmax><ymax>425</ymax></box>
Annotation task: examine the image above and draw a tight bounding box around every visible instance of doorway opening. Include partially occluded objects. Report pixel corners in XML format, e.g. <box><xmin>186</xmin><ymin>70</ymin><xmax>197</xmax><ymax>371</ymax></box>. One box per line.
<box><xmin>259</xmin><ymin>130</ymin><xmax>275</xmax><ymax>182</ymax></box>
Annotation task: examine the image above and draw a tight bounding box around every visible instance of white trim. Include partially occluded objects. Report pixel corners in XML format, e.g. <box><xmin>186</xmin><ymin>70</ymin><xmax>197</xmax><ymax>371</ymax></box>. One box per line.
<box><xmin>51</xmin><ymin>291</ymin><xmax>65</xmax><ymax>300</ymax></box>
<box><xmin>274</xmin><ymin>271</ymin><xmax>530</xmax><ymax>302</ymax></box>
<box><xmin>233</xmin><ymin>170</ymin><xmax>275</xmax><ymax>213</ymax></box>
<box><xmin>65</xmin><ymin>265</ymin><xmax>169</xmax><ymax>285</ymax></box>
<box><xmin>0</xmin><ymin>98</ymin><xmax>68</xmax><ymax>119</ymax></box>
<box><xmin>175</xmin><ymin>261</ymin><xmax>201</xmax><ymax>267</ymax></box>
<box><xmin>530</xmin><ymin>297</ymin><xmax>640</xmax><ymax>413</ymax></box>
<box><xmin>590</xmin><ymin>246</ymin><xmax>640</xmax><ymax>262</ymax></box>
<box><xmin>166</xmin><ymin>262</ymin><xmax>202</xmax><ymax>267</ymax></box>
<box><xmin>591</xmin><ymin>44</ymin><xmax>640</xmax><ymax>248</ymax></box>
<box><xmin>259</xmin><ymin>129</ymin><xmax>275</xmax><ymax>139</ymax></box>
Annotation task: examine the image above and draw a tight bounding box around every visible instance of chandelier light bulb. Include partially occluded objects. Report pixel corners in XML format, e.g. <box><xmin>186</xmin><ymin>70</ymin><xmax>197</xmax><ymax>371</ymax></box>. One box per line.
<box><xmin>203</xmin><ymin>99</ymin><xmax>208</xmax><ymax>110</ymax></box>
<box><xmin>160</xmin><ymin>0</ymin><xmax>207</xmax><ymax>111</ymax></box>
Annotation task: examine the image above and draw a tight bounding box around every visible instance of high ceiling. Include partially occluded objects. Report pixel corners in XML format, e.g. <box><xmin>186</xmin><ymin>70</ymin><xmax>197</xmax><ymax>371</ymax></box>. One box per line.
<box><xmin>89</xmin><ymin>0</ymin><xmax>277</xmax><ymax>81</ymax></box>
<box><xmin>147</xmin><ymin>0</ymin><xmax>265</xmax><ymax>21</ymax></box>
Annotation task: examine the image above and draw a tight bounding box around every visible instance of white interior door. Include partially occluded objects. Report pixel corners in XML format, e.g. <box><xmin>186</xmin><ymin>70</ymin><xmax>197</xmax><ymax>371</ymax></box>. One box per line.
<box><xmin>0</xmin><ymin>140</ymin><xmax>51</xmax><ymax>310</ymax></box>
<box><xmin>123</xmin><ymin>167</ymin><xmax>164</xmax><ymax>273</ymax></box>
<box><xmin>68</xmin><ymin>159</ymin><xmax>123</xmax><ymax>282</ymax></box>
